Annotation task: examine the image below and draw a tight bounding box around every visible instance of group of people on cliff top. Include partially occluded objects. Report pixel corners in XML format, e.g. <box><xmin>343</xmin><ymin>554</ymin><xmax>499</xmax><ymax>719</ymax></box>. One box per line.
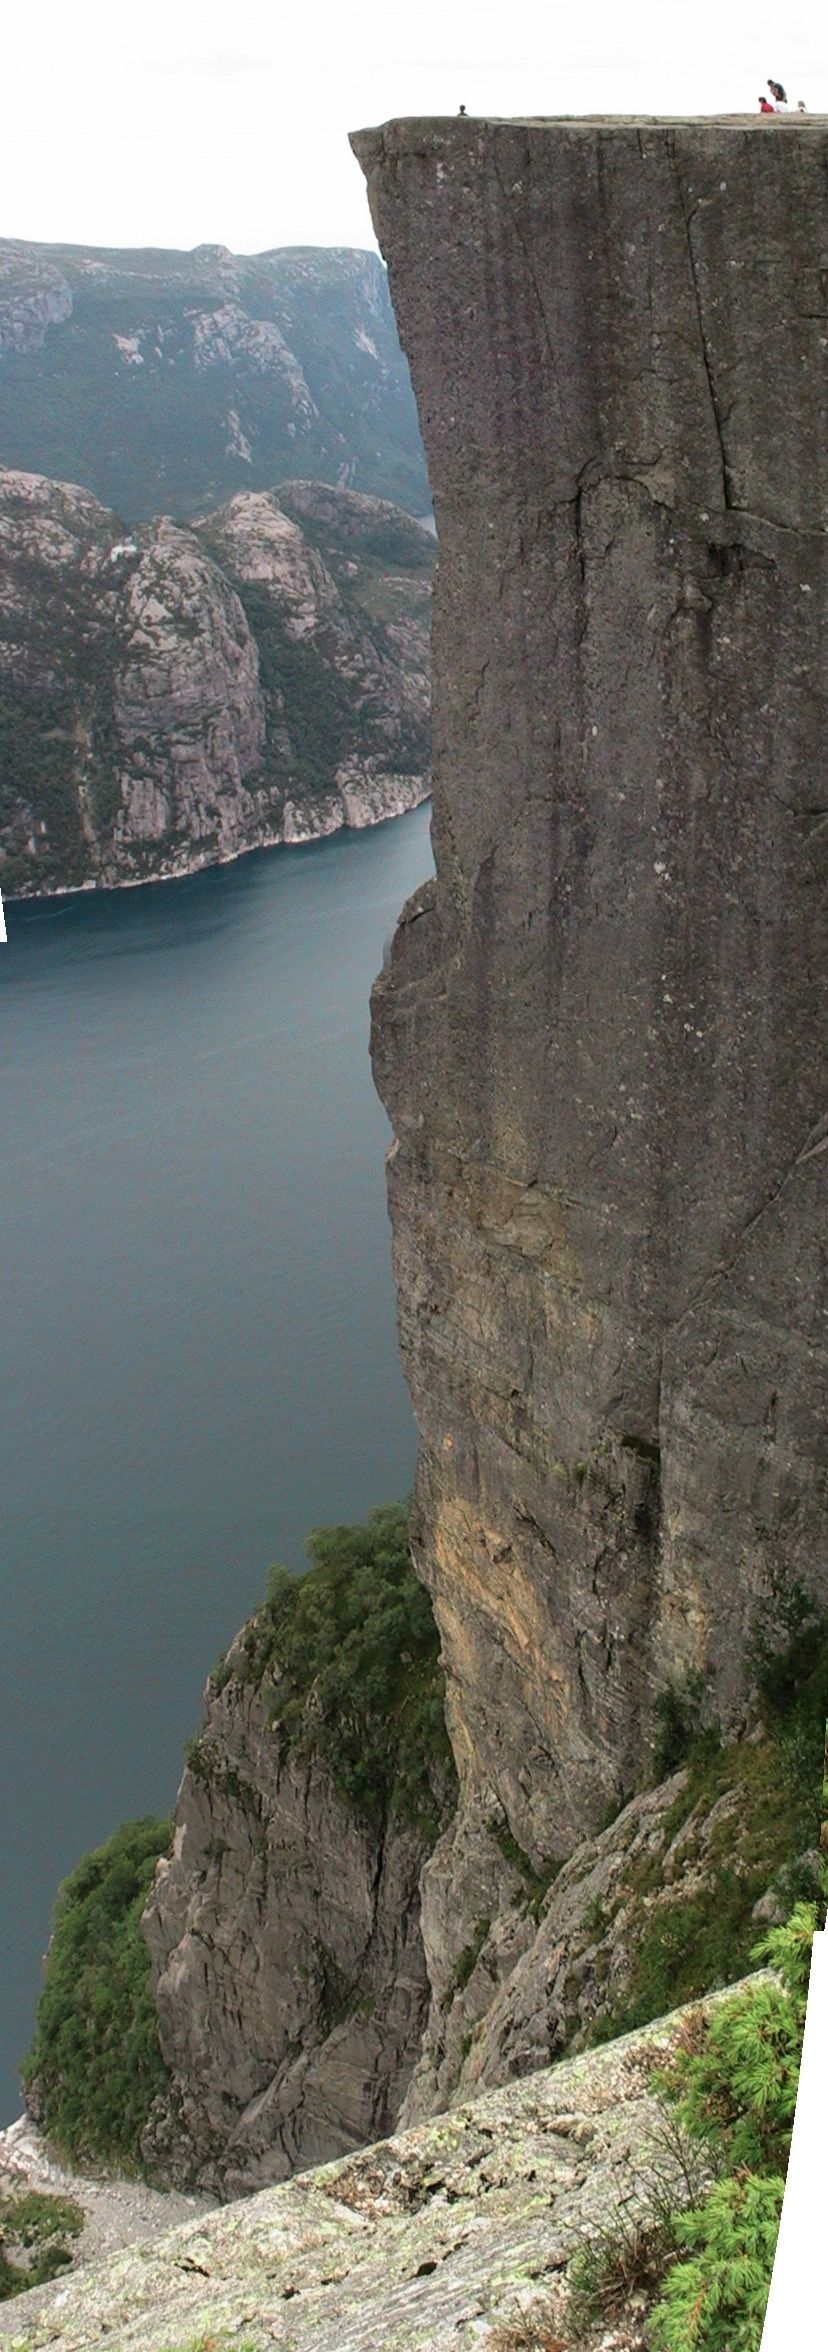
<box><xmin>758</xmin><ymin>79</ymin><xmax>806</xmax><ymax>112</ymax></box>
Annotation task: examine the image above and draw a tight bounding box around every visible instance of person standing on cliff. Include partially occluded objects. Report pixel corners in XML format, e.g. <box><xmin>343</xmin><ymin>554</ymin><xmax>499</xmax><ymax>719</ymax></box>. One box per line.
<box><xmin>768</xmin><ymin>78</ymin><xmax>788</xmax><ymax>107</ymax></box>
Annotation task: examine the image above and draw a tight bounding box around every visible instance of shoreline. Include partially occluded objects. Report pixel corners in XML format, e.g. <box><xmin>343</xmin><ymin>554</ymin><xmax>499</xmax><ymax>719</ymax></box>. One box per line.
<box><xmin>4</xmin><ymin>782</ymin><xmax>432</xmax><ymax>910</ymax></box>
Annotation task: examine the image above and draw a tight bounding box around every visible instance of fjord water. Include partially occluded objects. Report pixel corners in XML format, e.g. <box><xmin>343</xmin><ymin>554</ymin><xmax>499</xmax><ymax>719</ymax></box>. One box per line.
<box><xmin>0</xmin><ymin>806</ymin><xmax>432</xmax><ymax>2125</ymax></box>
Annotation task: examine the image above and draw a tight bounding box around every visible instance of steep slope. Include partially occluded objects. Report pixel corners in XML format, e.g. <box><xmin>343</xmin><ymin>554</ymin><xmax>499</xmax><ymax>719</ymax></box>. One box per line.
<box><xmin>140</xmin><ymin>1666</ymin><xmax>434</xmax><ymax>2197</ymax></box>
<box><xmin>0</xmin><ymin>470</ymin><xmax>432</xmax><ymax>893</ymax></box>
<box><xmin>0</xmin><ymin>242</ymin><xmax>429</xmax><ymax>520</ymax></box>
<box><xmin>137</xmin><ymin>1509</ymin><xmax>456</xmax><ymax>2195</ymax></box>
<box><xmin>353</xmin><ymin>116</ymin><xmax>828</xmax><ymax>1879</ymax></box>
<box><xmin>0</xmin><ymin>1988</ymin><xmax>738</xmax><ymax>2351</ymax></box>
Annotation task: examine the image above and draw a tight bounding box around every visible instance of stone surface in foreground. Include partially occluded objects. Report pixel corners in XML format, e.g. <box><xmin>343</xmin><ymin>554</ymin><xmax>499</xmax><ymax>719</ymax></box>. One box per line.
<box><xmin>0</xmin><ymin>1992</ymin><xmax>738</xmax><ymax>2351</ymax></box>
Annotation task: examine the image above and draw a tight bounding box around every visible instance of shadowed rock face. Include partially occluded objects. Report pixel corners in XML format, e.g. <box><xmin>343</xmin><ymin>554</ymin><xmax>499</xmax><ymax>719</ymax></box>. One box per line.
<box><xmin>352</xmin><ymin>118</ymin><xmax>828</xmax><ymax>1861</ymax></box>
<box><xmin>141</xmin><ymin>1667</ymin><xmax>432</xmax><ymax>2196</ymax></box>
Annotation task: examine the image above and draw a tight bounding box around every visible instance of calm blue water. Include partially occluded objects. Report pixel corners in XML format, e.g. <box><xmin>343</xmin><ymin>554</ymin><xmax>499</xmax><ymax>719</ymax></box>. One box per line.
<box><xmin>0</xmin><ymin>805</ymin><xmax>432</xmax><ymax>2125</ymax></box>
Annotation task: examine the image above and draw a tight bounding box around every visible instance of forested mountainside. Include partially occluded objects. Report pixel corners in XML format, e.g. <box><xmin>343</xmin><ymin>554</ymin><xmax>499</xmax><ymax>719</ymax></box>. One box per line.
<box><xmin>0</xmin><ymin>469</ymin><xmax>433</xmax><ymax>894</ymax></box>
<box><xmin>0</xmin><ymin>241</ymin><xmax>429</xmax><ymax>522</ymax></box>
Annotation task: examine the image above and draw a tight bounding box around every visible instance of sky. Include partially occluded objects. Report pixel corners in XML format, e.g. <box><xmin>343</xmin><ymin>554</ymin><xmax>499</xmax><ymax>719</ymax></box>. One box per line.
<box><xmin>3</xmin><ymin>1</ymin><xmax>826</xmax><ymax>256</ymax></box>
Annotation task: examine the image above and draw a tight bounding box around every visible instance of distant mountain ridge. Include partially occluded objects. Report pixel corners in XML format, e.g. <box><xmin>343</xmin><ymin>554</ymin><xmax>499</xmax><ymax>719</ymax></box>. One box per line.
<box><xmin>0</xmin><ymin>240</ymin><xmax>429</xmax><ymax>522</ymax></box>
<box><xmin>0</xmin><ymin>469</ymin><xmax>433</xmax><ymax>895</ymax></box>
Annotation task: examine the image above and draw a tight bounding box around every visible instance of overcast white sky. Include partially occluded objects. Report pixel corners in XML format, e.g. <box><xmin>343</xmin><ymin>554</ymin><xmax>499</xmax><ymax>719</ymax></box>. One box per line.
<box><xmin>4</xmin><ymin>1</ymin><xmax>825</xmax><ymax>255</ymax></box>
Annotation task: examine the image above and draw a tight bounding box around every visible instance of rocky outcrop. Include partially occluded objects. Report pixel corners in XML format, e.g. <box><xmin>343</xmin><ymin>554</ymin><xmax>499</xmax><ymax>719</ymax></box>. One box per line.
<box><xmin>0</xmin><ymin>468</ymin><xmax>432</xmax><ymax>894</ymax></box>
<box><xmin>0</xmin><ymin>240</ymin><xmax>428</xmax><ymax>520</ymax></box>
<box><xmin>401</xmin><ymin>1727</ymin><xmax>821</xmax><ymax>2122</ymax></box>
<box><xmin>14</xmin><ymin>117</ymin><xmax>826</xmax><ymax>2244</ymax></box>
<box><xmin>0</xmin><ymin>253</ymin><xmax>71</xmax><ymax>355</ymax></box>
<box><xmin>110</xmin><ymin>515</ymin><xmax>266</xmax><ymax>862</ymax></box>
<box><xmin>352</xmin><ymin>117</ymin><xmax>828</xmax><ymax>1914</ymax></box>
<box><xmin>0</xmin><ymin>1986</ymin><xmax>734</xmax><ymax>2350</ymax></box>
<box><xmin>140</xmin><ymin>1646</ymin><xmax>434</xmax><ymax>2197</ymax></box>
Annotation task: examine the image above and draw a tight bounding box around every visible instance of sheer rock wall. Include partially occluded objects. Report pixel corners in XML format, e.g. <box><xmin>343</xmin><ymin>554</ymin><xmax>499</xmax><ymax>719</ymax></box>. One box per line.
<box><xmin>353</xmin><ymin>117</ymin><xmax>828</xmax><ymax>1865</ymax></box>
<box><xmin>141</xmin><ymin>1659</ymin><xmax>432</xmax><ymax>2197</ymax></box>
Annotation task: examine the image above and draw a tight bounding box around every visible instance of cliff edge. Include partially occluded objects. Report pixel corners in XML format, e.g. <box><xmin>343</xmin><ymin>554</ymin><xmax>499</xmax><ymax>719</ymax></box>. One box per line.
<box><xmin>352</xmin><ymin>118</ymin><xmax>827</xmax><ymax>1862</ymax></box>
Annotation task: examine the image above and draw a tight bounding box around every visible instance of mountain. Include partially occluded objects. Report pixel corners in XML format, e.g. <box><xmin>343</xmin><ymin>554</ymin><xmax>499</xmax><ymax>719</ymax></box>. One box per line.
<box><xmin>0</xmin><ymin>241</ymin><xmax>429</xmax><ymax>522</ymax></box>
<box><xmin>0</xmin><ymin>468</ymin><xmax>433</xmax><ymax>894</ymax></box>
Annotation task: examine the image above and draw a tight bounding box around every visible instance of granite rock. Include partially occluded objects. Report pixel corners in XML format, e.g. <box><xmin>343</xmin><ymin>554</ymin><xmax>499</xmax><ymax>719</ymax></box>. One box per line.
<box><xmin>140</xmin><ymin>1647</ymin><xmax>433</xmax><ymax>2196</ymax></box>
<box><xmin>352</xmin><ymin>116</ymin><xmax>828</xmax><ymax>1867</ymax></box>
<box><xmin>0</xmin><ymin>1986</ymin><xmax>733</xmax><ymax>2351</ymax></box>
<box><xmin>0</xmin><ymin>468</ymin><xmax>432</xmax><ymax>893</ymax></box>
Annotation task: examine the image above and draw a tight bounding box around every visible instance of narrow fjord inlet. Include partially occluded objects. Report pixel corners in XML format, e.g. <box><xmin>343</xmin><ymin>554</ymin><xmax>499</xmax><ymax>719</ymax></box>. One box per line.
<box><xmin>0</xmin><ymin>805</ymin><xmax>432</xmax><ymax>2123</ymax></box>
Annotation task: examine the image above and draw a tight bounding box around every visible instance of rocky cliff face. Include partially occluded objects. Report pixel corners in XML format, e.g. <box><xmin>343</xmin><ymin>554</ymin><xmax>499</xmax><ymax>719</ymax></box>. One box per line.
<box><xmin>353</xmin><ymin>118</ymin><xmax>828</xmax><ymax>1866</ymax></box>
<box><xmin>347</xmin><ymin>115</ymin><xmax>828</xmax><ymax>2094</ymax></box>
<box><xmin>140</xmin><ymin>1638</ymin><xmax>434</xmax><ymax>2198</ymax></box>
<box><xmin>0</xmin><ymin>241</ymin><xmax>428</xmax><ymax>520</ymax></box>
<box><xmin>0</xmin><ymin>468</ymin><xmax>432</xmax><ymax>893</ymax></box>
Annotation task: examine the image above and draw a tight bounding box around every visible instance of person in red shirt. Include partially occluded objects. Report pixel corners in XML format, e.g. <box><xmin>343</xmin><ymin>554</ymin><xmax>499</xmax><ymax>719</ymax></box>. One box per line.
<box><xmin>759</xmin><ymin>95</ymin><xmax>775</xmax><ymax>112</ymax></box>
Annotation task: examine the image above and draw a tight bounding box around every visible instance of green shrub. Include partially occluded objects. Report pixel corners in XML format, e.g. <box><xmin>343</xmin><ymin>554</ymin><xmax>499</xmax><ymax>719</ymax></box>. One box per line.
<box><xmin>0</xmin><ymin>2189</ymin><xmax>84</xmax><ymax>2302</ymax></box>
<box><xmin>645</xmin><ymin>1900</ymin><xmax>817</xmax><ymax>2352</ymax></box>
<box><xmin>588</xmin><ymin>1621</ymin><xmax>826</xmax><ymax>2051</ymax></box>
<box><xmin>657</xmin><ymin>1900</ymin><xmax>815</xmax><ymax>2173</ymax></box>
<box><xmin>565</xmin><ymin>1899</ymin><xmax>816</xmax><ymax>2351</ymax></box>
<box><xmin>651</xmin><ymin>1671</ymin><xmax>709</xmax><ymax>1778</ymax></box>
<box><xmin>647</xmin><ymin>2173</ymin><xmax>785</xmax><ymax>2352</ymax></box>
<box><xmin>567</xmin><ymin>2216</ymin><xmax>674</xmax><ymax>2336</ymax></box>
<box><xmin>239</xmin><ymin>1503</ymin><xmax>456</xmax><ymax>1837</ymax></box>
<box><xmin>21</xmin><ymin>1817</ymin><xmax>171</xmax><ymax>2174</ymax></box>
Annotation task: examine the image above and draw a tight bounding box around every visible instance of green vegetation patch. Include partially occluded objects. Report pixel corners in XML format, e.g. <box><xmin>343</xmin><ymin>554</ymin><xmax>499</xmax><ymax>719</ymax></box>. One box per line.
<box><xmin>453</xmin><ymin>1915</ymin><xmax>492</xmax><ymax>1994</ymax></box>
<box><xmin>587</xmin><ymin>1735</ymin><xmax>815</xmax><ymax>2046</ymax></box>
<box><xmin>647</xmin><ymin>1901</ymin><xmax>816</xmax><ymax>2350</ymax></box>
<box><xmin>21</xmin><ymin>1817</ymin><xmax>171</xmax><ymax>2175</ymax></box>
<box><xmin>0</xmin><ymin>2188</ymin><xmax>83</xmax><ymax>2303</ymax></box>
<box><xmin>215</xmin><ymin>1502</ymin><xmax>456</xmax><ymax>1839</ymax></box>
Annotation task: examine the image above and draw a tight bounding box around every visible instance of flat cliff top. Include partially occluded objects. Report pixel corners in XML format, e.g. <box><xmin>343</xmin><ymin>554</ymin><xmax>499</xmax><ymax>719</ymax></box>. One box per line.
<box><xmin>356</xmin><ymin>111</ymin><xmax>828</xmax><ymax>136</ymax></box>
<box><xmin>353</xmin><ymin>111</ymin><xmax>828</xmax><ymax>179</ymax></box>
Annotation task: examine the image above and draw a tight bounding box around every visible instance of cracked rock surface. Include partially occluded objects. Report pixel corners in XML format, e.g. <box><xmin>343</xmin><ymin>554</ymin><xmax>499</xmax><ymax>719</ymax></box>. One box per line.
<box><xmin>0</xmin><ymin>1989</ymin><xmax>729</xmax><ymax>2351</ymax></box>
<box><xmin>139</xmin><ymin>1656</ymin><xmax>433</xmax><ymax>2196</ymax></box>
<box><xmin>351</xmin><ymin>118</ymin><xmax>828</xmax><ymax>1902</ymax></box>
